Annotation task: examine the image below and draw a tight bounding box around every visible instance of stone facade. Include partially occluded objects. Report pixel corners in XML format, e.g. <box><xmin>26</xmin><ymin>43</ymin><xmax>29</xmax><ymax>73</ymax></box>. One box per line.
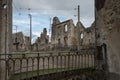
<box><xmin>51</xmin><ymin>17</ymin><xmax>77</xmax><ymax>50</ymax></box>
<box><xmin>50</xmin><ymin>17</ymin><xmax>95</xmax><ymax>51</ymax></box>
<box><xmin>81</xmin><ymin>22</ymin><xmax>95</xmax><ymax>49</ymax></box>
<box><xmin>95</xmin><ymin>0</ymin><xmax>120</xmax><ymax>79</ymax></box>
<box><xmin>33</xmin><ymin>28</ymin><xmax>49</xmax><ymax>51</ymax></box>
<box><xmin>12</xmin><ymin>32</ymin><xmax>30</xmax><ymax>52</ymax></box>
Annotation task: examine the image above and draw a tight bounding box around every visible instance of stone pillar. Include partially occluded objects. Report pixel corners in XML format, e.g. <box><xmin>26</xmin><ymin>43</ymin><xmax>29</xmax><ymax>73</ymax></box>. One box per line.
<box><xmin>0</xmin><ymin>0</ymin><xmax>12</xmax><ymax>80</ymax></box>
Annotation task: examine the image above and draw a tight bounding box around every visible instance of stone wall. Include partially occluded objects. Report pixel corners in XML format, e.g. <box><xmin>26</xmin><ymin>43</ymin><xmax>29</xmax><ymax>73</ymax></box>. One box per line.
<box><xmin>51</xmin><ymin>17</ymin><xmax>76</xmax><ymax>49</ymax></box>
<box><xmin>51</xmin><ymin>17</ymin><xmax>95</xmax><ymax>51</ymax></box>
<box><xmin>81</xmin><ymin>22</ymin><xmax>95</xmax><ymax>49</ymax></box>
<box><xmin>12</xmin><ymin>32</ymin><xmax>30</xmax><ymax>52</ymax></box>
<box><xmin>33</xmin><ymin>28</ymin><xmax>49</xmax><ymax>51</ymax></box>
<box><xmin>0</xmin><ymin>0</ymin><xmax>12</xmax><ymax>54</ymax></box>
<box><xmin>0</xmin><ymin>0</ymin><xmax>12</xmax><ymax>80</ymax></box>
<box><xmin>95</xmin><ymin>0</ymin><xmax>120</xmax><ymax>79</ymax></box>
<box><xmin>32</xmin><ymin>17</ymin><xmax>95</xmax><ymax>51</ymax></box>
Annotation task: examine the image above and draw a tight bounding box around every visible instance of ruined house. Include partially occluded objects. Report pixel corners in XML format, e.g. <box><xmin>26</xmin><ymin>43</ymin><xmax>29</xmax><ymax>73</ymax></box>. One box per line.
<box><xmin>81</xmin><ymin>22</ymin><xmax>95</xmax><ymax>49</ymax></box>
<box><xmin>32</xmin><ymin>17</ymin><xmax>95</xmax><ymax>51</ymax></box>
<box><xmin>51</xmin><ymin>17</ymin><xmax>76</xmax><ymax>50</ymax></box>
<box><xmin>51</xmin><ymin>17</ymin><xmax>95</xmax><ymax>51</ymax></box>
<box><xmin>30</xmin><ymin>16</ymin><xmax>95</xmax><ymax>51</ymax></box>
<box><xmin>33</xmin><ymin>28</ymin><xmax>49</xmax><ymax>51</ymax></box>
<box><xmin>32</xmin><ymin>5</ymin><xmax>95</xmax><ymax>51</ymax></box>
<box><xmin>12</xmin><ymin>32</ymin><xmax>30</xmax><ymax>51</ymax></box>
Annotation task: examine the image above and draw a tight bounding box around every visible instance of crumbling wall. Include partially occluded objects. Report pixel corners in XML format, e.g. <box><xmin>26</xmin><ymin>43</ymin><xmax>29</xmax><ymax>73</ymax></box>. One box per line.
<box><xmin>95</xmin><ymin>0</ymin><xmax>120</xmax><ymax>79</ymax></box>
<box><xmin>34</xmin><ymin>28</ymin><xmax>49</xmax><ymax>51</ymax></box>
<box><xmin>75</xmin><ymin>21</ymin><xmax>85</xmax><ymax>50</ymax></box>
<box><xmin>82</xmin><ymin>23</ymin><xmax>95</xmax><ymax>49</ymax></box>
<box><xmin>12</xmin><ymin>32</ymin><xmax>30</xmax><ymax>52</ymax></box>
<box><xmin>51</xmin><ymin>17</ymin><xmax>77</xmax><ymax>50</ymax></box>
<box><xmin>51</xmin><ymin>17</ymin><xmax>95</xmax><ymax>51</ymax></box>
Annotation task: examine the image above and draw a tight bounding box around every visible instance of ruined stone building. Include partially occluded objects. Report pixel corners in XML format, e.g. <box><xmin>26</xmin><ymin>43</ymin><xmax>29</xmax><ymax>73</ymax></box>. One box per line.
<box><xmin>81</xmin><ymin>22</ymin><xmax>95</xmax><ymax>49</ymax></box>
<box><xmin>50</xmin><ymin>16</ymin><xmax>95</xmax><ymax>51</ymax></box>
<box><xmin>33</xmin><ymin>28</ymin><xmax>49</xmax><ymax>51</ymax></box>
<box><xmin>32</xmin><ymin>17</ymin><xmax>95</xmax><ymax>51</ymax></box>
<box><xmin>12</xmin><ymin>32</ymin><xmax>30</xmax><ymax>52</ymax></box>
<box><xmin>31</xmin><ymin>5</ymin><xmax>95</xmax><ymax>51</ymax></box>
<box><xmin>51</xmin><ymin>17</ymin><xmax>77</xmax><ymax>50</ymax></box>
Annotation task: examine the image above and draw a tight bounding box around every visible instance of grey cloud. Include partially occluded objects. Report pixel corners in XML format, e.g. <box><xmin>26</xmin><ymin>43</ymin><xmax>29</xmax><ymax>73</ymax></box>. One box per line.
<box><xmin>13</xmin><ymin>0</ymin><xmax>94</xmax><ymax>27</ymax></box>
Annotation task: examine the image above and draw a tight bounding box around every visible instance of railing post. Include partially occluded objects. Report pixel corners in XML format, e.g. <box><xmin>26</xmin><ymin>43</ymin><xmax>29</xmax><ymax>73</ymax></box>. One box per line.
<box><xmin>71</xmin><ymin>54</ymin><xmax>74</xmax><ymax>69</ymax></box>
<box><xmin>37</xmin><ymin>53</ymin><xmax>40</xmax><ymax>80</ymax></box>
<box><xmin>26</xmin><ymin>58</ymin><xmax>28</xmax><ymax>79</ymax></box>
<box><xmin>52</xmin><ymin>56</ymin><xmax>54</xmax><ymax>72</ymax></box>
<box><xmin>75</xmin><ymin>52</ymin><xmax>77</xmax><ymax>69</ymax></box>
<box><xmin>7</xmin><ymin>55</ymin><xmax>11</xmax><ymax>78</ymax></box>
<box><xmin>20</xmin><ymin>59</ymin><xmax>22</xmax><ymax>79</ymax></box>
<box><xmin>60</xmin><ymin>54</ymin><xmax>62</xmax><ymax>71</ymax></box>
<box><xmin>87</xmin><ymin>52</ymin><xmax>89</xmax><ymax>68</ymax></box>
<box><xmin>31</xmin><ymin>58</ymin><xmax>34</xmax><ymax>80</ymax></box>
<box><xmin>78</xmin><ymin>52</ymin><xmax>80</xmax><ymax>69</ymax></box>
<box><xmin>13</xmin><ymin>60</ymin><xmax>15</xmax><ymax>76</ymax></box>
<box><xmin>56</xmin><ymin>55</ymin><xmax>58</xmax><ymax>72</ymax></box>
<box><xmin>81</xmin><ymin>53</ymin><xmax>83</xmax><ymax>69</ymax></box>
<box><xmin>47</xmin><ymin>56</ymin><xmax>50</xmax><ymax>74</ymax></box>
<box><xmin>84</xmin><ymin>53</ymin><xmax>86</xmax><ymax>68</ymax></box>
<box><xmin>43</xmin><ymin>57</ymin><xmax>45</xmax><ymax>74</ymax></box>
<box><xmin>64</xmin><ymin>55</ymin><xmax>66</xmax><ymax>70</ymax></box>
<box><xmin>68</xmin><ymin>52</ymin><xmax>70</xmax><ymax>70</ymax></box>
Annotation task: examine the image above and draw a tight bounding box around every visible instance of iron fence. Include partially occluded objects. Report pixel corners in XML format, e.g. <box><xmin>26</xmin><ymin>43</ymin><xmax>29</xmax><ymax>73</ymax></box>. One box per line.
<box><xmin>0</xmin><ymin>51</ymin><xmax>95</xmax><ymax>80</ymax></box>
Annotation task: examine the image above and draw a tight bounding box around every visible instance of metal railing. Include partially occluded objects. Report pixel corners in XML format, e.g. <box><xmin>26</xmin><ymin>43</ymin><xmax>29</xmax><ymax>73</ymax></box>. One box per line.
<box><xmin>0</xmin><ymin>51</ymin><xmax>95</xmax><ymax>80</ymax></box>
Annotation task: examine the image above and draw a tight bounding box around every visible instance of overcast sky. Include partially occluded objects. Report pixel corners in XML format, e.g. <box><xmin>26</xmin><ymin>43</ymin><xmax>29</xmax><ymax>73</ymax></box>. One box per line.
<box><xmin>12</xmin><ymin>0</ymin><xmax>95</xmax><ymax>41</ymax></box>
